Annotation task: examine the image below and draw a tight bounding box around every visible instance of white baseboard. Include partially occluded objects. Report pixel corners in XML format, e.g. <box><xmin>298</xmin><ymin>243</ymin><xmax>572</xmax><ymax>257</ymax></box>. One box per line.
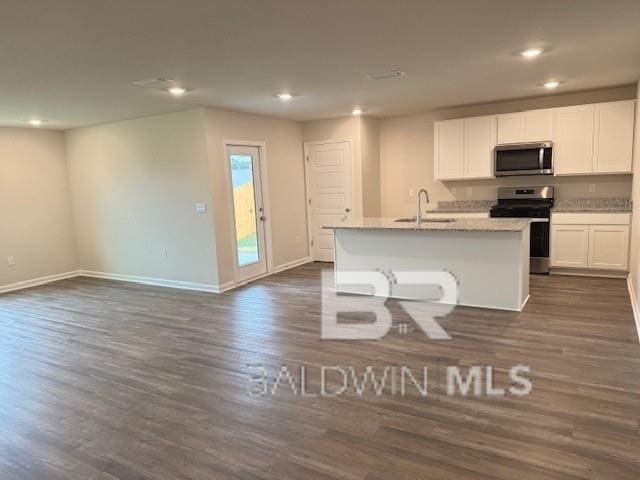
<box><xmin>0</xmin><ymin>258</ymin><xmax>314</xmax><ymax>296</ymax></box>
<box><xmin>272</xmin><ymin>256</ymin><xmax>313</xmax><ymax>274</ymax></box>
<box><xmin>551</xmin><ymin>268</ymin><xmax>627</xmax><ymax>278</ymax></box>
<box><xmin>0</xmin><ymin>270</ymin><xmax>82</xmax><ymax>294</ymax></box>
<box><xmin>80</xmin><ymin>270</ymin><xmax>223</xmax><ymax>293</ymax></box>
<box><xmin>627</xmin><ymin>277</ymin><xmax>640</xmax><ymax>342</ymax></box>
<box><xmin>215</xmin><ymin>281</ymin><xmax>235</xmax><ymax>293</ymax></box>
<box><xmin>225</xmin><ymin>256</ymin><xmax>314</xmax><ymax>292</ymax></box>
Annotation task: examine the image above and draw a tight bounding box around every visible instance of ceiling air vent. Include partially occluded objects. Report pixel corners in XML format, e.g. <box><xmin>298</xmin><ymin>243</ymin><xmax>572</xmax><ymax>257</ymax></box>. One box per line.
<box><xmin>365</xmin><ymin>70</ymin><xmax>406</xmax><ymax>80</ymax></box>
<box><xmin>132</xmin><ymin>77</ymin><xmax>174</xmax><ymax>88</ymax></box>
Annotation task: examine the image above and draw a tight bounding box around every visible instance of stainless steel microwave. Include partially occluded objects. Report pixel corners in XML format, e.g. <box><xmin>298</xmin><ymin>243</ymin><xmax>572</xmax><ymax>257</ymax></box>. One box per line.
<box><xmin>494</xmin><ymin>142</ymin><xmax>553</xmax><ymax>176</ymax></box>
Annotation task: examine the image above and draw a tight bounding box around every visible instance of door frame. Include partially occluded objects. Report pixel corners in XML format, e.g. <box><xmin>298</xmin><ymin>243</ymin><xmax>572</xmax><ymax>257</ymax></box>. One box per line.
<box><xmin>222</xmin><ymin>139</ymin><xmax>274</xmax><ymax>284</ymax></box>
<box><xmin>303</xmin><ymin>139</ymin><xmax>354</xmax><ymax>262</ymax></box>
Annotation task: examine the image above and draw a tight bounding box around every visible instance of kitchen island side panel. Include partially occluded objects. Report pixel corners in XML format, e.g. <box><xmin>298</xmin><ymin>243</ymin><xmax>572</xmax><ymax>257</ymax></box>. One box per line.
<box><xmin>333</xmin><ymin>227</ymin><xmax>529</xmax><ymax>311</ymax></box>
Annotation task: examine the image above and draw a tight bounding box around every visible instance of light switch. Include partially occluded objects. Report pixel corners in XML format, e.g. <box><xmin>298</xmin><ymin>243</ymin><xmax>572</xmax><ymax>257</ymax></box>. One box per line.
<box><xmin>466</xmin><ymin>187</ymin><xmax>473</xmax><ymax>196</ymax></box>
<box><xmin>7</xmin><ymin>256</ymin><xmax>15</xmax><ymax>266</ymax></box>
<box><xmin>195</xmin><ymin>202</ymin><xmax>207</xmax><ymax>213</ymax></box>
<box><xmin>408</xmin><ymin>188</ymin><xmax>415</xmax><ymax>197</ymax></box>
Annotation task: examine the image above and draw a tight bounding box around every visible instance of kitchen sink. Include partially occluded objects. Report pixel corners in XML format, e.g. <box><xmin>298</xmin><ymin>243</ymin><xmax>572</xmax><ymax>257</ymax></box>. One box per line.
<box><xmin>394</xmin><ymin>217</ymin><xmax>456</xmax><ymax>223</ymax></box>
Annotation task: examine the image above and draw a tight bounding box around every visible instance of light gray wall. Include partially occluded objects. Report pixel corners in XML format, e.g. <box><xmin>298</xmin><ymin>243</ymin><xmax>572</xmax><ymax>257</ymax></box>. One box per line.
<box><xmin>380</xmin><ymin>85</ymin><xmax>636</xmax><ymax>217</ymax></box>
<box><xmin>0</xmin><ymin>128</ymin><xmax>78</xmax><ymax>289</ymax></box>
<box><xmin>65</xmin><ymin>109</ymin><xmax>220</xmax><ymax>286</ymax></box>
<box><xmin>361</xmin><ymin>116</ymin><xmax>381</xmax><ymax>216</ymax></box>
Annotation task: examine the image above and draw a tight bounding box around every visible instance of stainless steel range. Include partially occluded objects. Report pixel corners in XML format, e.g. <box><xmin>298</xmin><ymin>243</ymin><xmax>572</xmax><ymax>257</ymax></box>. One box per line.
<box><xmin>490</xmin><ymin>186</ymin><xmax>554</xmax><ymax>274</ymax></box>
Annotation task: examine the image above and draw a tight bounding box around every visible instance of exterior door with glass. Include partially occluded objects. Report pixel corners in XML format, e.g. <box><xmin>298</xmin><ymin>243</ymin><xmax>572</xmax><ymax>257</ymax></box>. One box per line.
<box><xmin>227</xmin><ymin>145</ymin><xmax>268</xmax><ymax>282</ymax></box>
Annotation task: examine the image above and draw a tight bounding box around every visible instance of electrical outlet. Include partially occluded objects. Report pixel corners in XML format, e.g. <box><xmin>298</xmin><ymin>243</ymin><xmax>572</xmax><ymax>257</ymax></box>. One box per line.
<box><xmin>588</xmin><ymin>184</ymin><xmax>596</xmax><ymax>193</ymax></box>
<box><xmin>195</xmin><ymin>202</ymin><xmax>207</xmax><ymax>213</ymax></box>
<box><xmin>450</xmin><ymin>188</ymin><xmax>457</xmax><ymax>195</ymax></box>
<box><xmin>7</xmin><ymin>256</ymin><xmax>15</xmax><ymax>266</ymax></box>
<box><xmin>466</xmin><ymin>187</ymin><xmax>473</xmax><ymax>196</ymax></box>
<box><xmin>161</xmin><ymin>249</ymin><xmax>168</xmax><ymax>260</ymax></box>
<box><xmin>408</xmin><ymin>188</ymin><xmax>415</xmax><ymax>197</ymax></box>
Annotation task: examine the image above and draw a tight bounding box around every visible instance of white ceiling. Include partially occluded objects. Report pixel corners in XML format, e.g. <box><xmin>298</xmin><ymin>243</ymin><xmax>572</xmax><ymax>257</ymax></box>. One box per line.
<box><xmin>2</xmin><ymin>0</ymin><xmax>640</xmax><ymax>129</ymax></box>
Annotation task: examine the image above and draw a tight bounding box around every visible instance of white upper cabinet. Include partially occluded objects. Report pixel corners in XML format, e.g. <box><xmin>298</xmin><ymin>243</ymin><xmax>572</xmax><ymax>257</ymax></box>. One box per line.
<box><xmin>553</xmin><ymin>105</ymin><xmax>595</xmax><ymax>175</ymax></box>
<box><xmin>497</xmin><ymin>113</ymin><xmax>524</xmax><ymax>144</ymax></box>
<box><xmin>463</xmin><ymin>115</ymin><xmax>496</xmax><ymax>179</ymax></box>
<box><xmin>435</xmin><ymin>100</ymin><xmax>635</xmax><ymax>181</ymax></box>
<box><xmin>594</xmin><ymin>100</ymin><xmax>635</xmax><ymax>173</ymax></box>
<box><xmin>554</xmin><ymin>100</ymin><xmax>635</xmax><ymax>175</ymax></box>
<box><xmin>497</xmin><ymin>109</ymin><xmax>553</xmax><ymax>144</ymax></box>
<box><xmin>523</xmin><ymin>109</ymin><xmax>554</xmax><ymax>142</ymax></box>
<box><xmin>434</xmin><ymin>119</ymin><xmax>464</xmax><ymax>180</ymax></box>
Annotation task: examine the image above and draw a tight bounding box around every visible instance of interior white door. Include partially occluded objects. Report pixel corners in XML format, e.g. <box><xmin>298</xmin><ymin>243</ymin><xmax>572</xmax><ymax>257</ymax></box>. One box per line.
<box><xmin>306</xmin><ymin>141</ymin><xmax>352</xmax><ymax>262</ymax></box>
<box><xmin>226</xmin><ymin>144</ymin><xmax>268</xmax><ymax>282</ymax></box>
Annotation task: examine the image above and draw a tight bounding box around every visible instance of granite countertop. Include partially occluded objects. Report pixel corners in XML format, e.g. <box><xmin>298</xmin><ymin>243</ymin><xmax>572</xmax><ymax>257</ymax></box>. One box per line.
<box><xmin>552</xmin><ymin>197</ymin><xmax>632</xmax><ymax>213</ymax></box>
<box><xmin>322</xmin><ymin>217</ymin><xmax>531</xmax><ymax>232</ymax></box>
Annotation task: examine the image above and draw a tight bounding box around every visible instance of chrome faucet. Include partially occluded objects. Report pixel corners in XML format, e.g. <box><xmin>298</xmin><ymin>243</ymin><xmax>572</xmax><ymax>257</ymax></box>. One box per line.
<box><xmin>416</xmin><ymin>189</ymin><xmax>430</xmax><ymax>226</ymax></box>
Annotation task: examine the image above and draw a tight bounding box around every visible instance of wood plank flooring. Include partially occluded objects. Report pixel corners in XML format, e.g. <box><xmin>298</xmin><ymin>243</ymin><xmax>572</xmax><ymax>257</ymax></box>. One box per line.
<box><xmin>0</xmin><ymin>262</ymin><xmax>638</xmax><ymax>479</ymax></box>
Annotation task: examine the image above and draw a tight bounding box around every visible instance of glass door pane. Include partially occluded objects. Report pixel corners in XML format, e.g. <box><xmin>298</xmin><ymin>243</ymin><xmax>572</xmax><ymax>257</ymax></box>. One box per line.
<box><xmin>230</xmin><ymin>154</ymin><xmax>260</xmax><ymax>266</ymax></box>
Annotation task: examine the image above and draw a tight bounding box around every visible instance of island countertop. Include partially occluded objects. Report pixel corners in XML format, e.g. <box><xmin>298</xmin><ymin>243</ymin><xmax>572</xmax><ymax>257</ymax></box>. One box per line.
<box><xmin>322</xmin><ymin>217</ymin><xmax>531</xmax><ymax>233</ymax></box>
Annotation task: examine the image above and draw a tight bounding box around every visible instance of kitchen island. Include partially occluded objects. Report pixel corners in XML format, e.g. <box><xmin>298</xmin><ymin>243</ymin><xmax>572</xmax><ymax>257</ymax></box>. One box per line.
<box><xmin>323</xmin><ymin>217</ymin><xmax>531</xmax><ymax>311</ymax></box>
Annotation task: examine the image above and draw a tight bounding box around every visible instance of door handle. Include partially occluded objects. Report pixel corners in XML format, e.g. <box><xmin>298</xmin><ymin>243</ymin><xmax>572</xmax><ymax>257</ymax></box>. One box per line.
<box><xmin>259</xmin><ymin>215</ymin><xmax>266</xmax><ymax>221</ymax></box>
<box><xmin>342</xmin><ymin>207</ymin><xmax>350</xmax><ymax>220</ymax></box>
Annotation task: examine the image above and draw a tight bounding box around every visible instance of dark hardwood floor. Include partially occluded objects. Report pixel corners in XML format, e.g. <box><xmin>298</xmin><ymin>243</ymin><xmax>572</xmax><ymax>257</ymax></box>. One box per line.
<box><xmin>0</xmin><ymin>262</ymin><xmax>639</xmax><ymax>479</ymax></box>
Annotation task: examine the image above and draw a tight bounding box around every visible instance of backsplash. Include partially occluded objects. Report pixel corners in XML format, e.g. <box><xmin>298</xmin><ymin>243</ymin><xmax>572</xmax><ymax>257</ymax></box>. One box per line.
<box><xmin>553</xmin><ymin>197</ymin><xmax>632</xmax><ymax>212</ymax></box>
<box><xmin>428</xmin><ymin>197</ymin><xmax>633</xmax><ymax>214</ymax></box>
<box><xmin>433</xmin><ymin>200</ymin><xmax>494</xmax><ymax>212</ymax></box>
<box><xmin>441</xmin><ymin>174</ymin><xmax>633</xmax><ymax>201</ymax></box>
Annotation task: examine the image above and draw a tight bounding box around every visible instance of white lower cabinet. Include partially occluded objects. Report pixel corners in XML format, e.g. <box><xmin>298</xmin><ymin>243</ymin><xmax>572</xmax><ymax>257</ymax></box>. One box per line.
<box><xmin>550</xmin><ymin>213</ymin><xmax>630</xmax><ymax>271</ymax></box>
<box><xmin>588</xmin><ymin>225</ymin><xmax>630</xmax><ymax>270</ymax></box>
<box><xmin>550</xmin><ymin>224</ymin><xmax>590</xmax><ymax>268</ymax></box>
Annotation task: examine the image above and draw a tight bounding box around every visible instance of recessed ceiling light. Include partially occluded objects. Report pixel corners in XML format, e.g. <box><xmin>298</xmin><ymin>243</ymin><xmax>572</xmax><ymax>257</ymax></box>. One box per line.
<box><xmin>28</xmin><ymin>119</ymin><xmax>43</xmax><ymax>127</ymax></box>
<box><xmin>352</xmin><ymin>108</ymin><xmax>363</xmax><ymax>116</ymax></box>
<box><xmin>521</xmin><ymin>48</ymin><xmax>543</xmax><ymax>58</ymax></box>
<box><xmin>168</xmin><ymin>86</ymin><xmax>187</xmax><ymax>96</ymax></box>
<box><xmin>277</xmin><ymin>93</ymin><xmax>293</xmax><ymax>100</ymax></box>
<box><xmin>543</xmin><ymin>80</ymin><xmax>560</xmax><ymax>89</ymax></box>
